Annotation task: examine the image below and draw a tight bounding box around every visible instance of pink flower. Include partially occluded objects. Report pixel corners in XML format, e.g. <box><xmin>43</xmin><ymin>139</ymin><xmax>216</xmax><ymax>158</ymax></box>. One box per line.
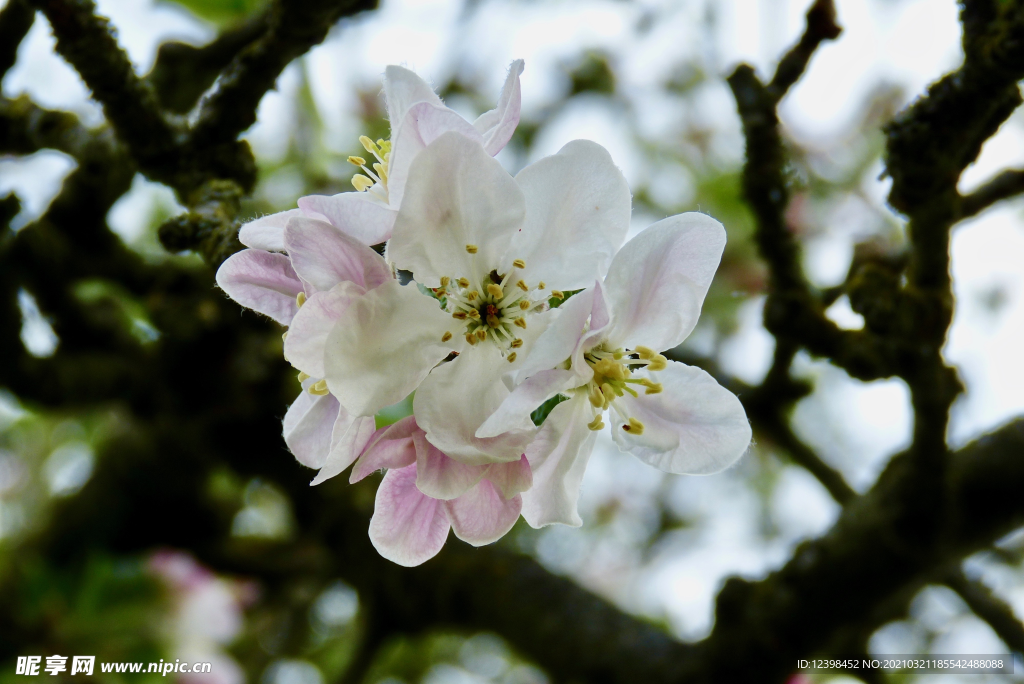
<box><xmin>349</xmin><ymin>416</ymin><xmax>532</xmax><ymax>566</ymax></box>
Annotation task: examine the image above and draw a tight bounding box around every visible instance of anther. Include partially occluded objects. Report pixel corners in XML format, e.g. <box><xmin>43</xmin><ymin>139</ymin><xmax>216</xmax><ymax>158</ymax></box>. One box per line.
<box><xmin>440</xmin><ymin>276</ymin><xmax>450</xmax><ymax>288</ymax></box>
<box><xmin>514</xmin><ymin>317</ymin><xmax>527</xmax><ymax>329</ymax></box>
<box><xmin>589</xmin><ymin>387</ymin><xmax>604</xmax><ymax>408</ymax></box>
<box><xmin>359</xmin><ymin>135</ymin><xmax>376</xmax><ymax>153</ymax></box>
<box><xmin>297</xmin><ymin>371</ymin><xmax>310</xmax><ymax>383</ymax></box>
<box><xmin>347</xmin><ymin>155</ymin><xmax>366</xmax><ymax>166</ymax></box>
<box><xmin>453</xmin><ymin>311</ymin><xmax>468</xmax><ymax>320</ymax></box>
<box><xmin>551</xmin><ymin>290</ymin><xmax>564</xmax><ymax>300</ymax></box>
<box><xmin>476</xmin><ymin>329</ymin><xmax>487</xmax><ymax>341</ymax></box>
<box><xmin>635</xmin><ymin>346</ymin><xmax>655</xmax><ymax>360</ymax></box>
<box><xmin>512</xmin><ymin>259</ymin><xmax>526</xmax><ymax>269</ymax></box>
<box><xmin>466</xmin><ymin>244</ymin><xmax>479</xmax><ymax>254</ymax></box>
<box><xmin>647</xmin><ymin>354</ymin><xmax>667</xmax><ymax>372</ymax></box>
<box><xmin>538</xmin><ymin>281</ymin><xmax>546</xmax><ymax>289</ymax></box>
<box><xmin>486</xmin><ymin>283</ymin><xmax>504</xmax><ymax>299</ymax></box>
<box><xmin>457</xmin><ymin>277</ymin><xmax>470</xmax><ymax>288</ymax></box>
<box><xmin>441</xmin><ymin>331</ymin><xmax>453</xmax><ymax>342</ymax></box>
<box><xmin>516</xmin><ymin>280</ymin><xmax>528</xmax><ymax>291</ymax></box>
<box><xmin>467</xmin><ymin>309</ymin><xmax>480</xmax><ymax>319</ymax></box>
<box><xmin>644</xmin><ymin>382</ymin><xmax>663</xmax><ymax>395</ymax></box>
<box><xmin>296</xmin><ymin>292</ymin><xmax>307</xmax><ymax>307</ymax></box>
<box><xmin>352</xmin><ymin>174</ymin><xmax>374</xmax><ymax>192</ymax></box>
<box><xmin>465</xmin><ymin>333</ymin><xmax>477</xmax><ymax>345</ymax></box>
<box><xmin>466</xmin><ymin>291</ymin><xmax>479</xmax><ymax>301</ymax></box>
<box><xmin>511</xmin><ymin>338</ymin><xmax>523</xmax><ymax>348</ymax></box>
<box><xmin>587</xmin><ymin>416</ymin><xmax>605</xmax><ymax>431</ymax></box>
<box><xmin>507</xmin><ymin>352</ymin><xmax>517</xmax><ymax>363</ymax></box>
<box><xmin>519</xmin><ymin>300</ymin><xmax>530</xmax><ymax>310</ymax></box>
<box><xmin>310</xmin><ymin>379</ymin><xmax>329</xmax><ymax>396</ymax></box>
<box><xmin>622</xmin><ymin>417</ymin><xmax>645</xmax><ymax>435</ymax></box>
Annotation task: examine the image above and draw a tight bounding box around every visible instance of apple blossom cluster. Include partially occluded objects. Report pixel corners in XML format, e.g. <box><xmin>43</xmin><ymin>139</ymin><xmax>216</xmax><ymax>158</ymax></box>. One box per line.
<box><xmin>216</xmin><ymin>61</ymin><xmax>751</xmax><ymax>566</ymax></box>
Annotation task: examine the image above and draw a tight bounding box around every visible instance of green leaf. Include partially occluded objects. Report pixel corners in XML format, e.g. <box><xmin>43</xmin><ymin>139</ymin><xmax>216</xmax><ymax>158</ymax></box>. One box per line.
<box><xmin>159</xmin><ymin>0</ymin><xmax>269</xmax><ymax>25</ymax></box>
<box><xmin>531</xmin><ymin>394</ymin><xmax>568</xmax><ymax>426</ymax></box>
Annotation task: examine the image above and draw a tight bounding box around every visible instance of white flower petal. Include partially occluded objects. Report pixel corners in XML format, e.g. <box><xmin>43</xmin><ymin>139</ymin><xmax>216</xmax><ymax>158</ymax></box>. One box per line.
<box><xmin>215</xmin><ymin>249</ymin><xmax>302</xmax><ymax>325</ymax></box>
<box><xmin>389</xmin><ymin>131</ymin><xmax>525</xmax><ymax>287</ymax></box>
<box><xmin>238</xmin><ymin>209</ymin><xmax>302</xmax><ymax>252</ymax></box>
<box><xmin>445</xmin><ymin>480</ymin><xmax>522</xmax><ymax>546</ymax></box>
<box><xmin>310</xmin><ymin>413</ymin><xmax>377</xmax><ymax>486</ymax></box>
<box><xmin>414</xmin><ymin>432</ymin><xmax>487</xmax><ymax>500</ymax></box>
<box><xmin>369</xmin><ymin>464</ymin><xmax>450</xmax><ymax>567</ymax></box>
<box><xmin>520</xmin><ymin>393</ymin><xmax>597</xmax><ymax>528</ymax></box>
<box><xmin>603</xmin><ymin>213</ymin><xmax>726</xmax><ymax>351</ymax></box>
<box><xmin>296</xmin><ymin>192</ymin><xmax>397</xmax><ymax>246</ymax></box>
<box><xmin>414</xmin><ymin>344</ymin><xmax>534</xmax><ymax>465</ymax></box>
<box><xmin>349</xmin><ymin>416</ymin><xmax>419</xmax><ymax>483</ymax></box>
<box><xmin>610</xmin><ymin>361</ymin><xmax>751</xmax><ymax>474</ymax></box>
<box><xmin>387</xmin><ymin>102</ymin><xmax>485</xmax><ymax>209</ymax></box>
<box><xmin>482</xmin><ymin>454</ymin><xmax>532</xmax><ymax>499</ymax></box>
<box><xmin>284</xmin><ymin>281</ymin><xmax>364</xmax><ymax>378</ymax></box>
<box><xmin>477</xmin><ymin>369</ymin><xmax>576</xmax><ymax>439</ymax></box>
<box><xmin>473</xmin><ymin>59</ymin><xmax>524</xmax><ymax>155</ymax></box>
<box><xmin>383</xmin><ymin>65</ymin><xmax>444</xmax><ymax>133</ymax></box>
<box><xmin>510</xmin><ymin>140</ymin><xmax>631</xmax><ymax>290</ymax></box>
<box><xmin>284</xmin><ymin>216</ymin><xmax>391</xmax><ymax>294</ymax></box>
<box><xmin>323</xmin><ymin>279</ymin><xmax>455</xmax><ymax>416</ymax></box>
<box><xmin>514</xmin><ymin>287</ymin><xmax>596</xmax><ymax>383</ymax></box>
<box><xmin>282</xmin><ymin>385</ymin><xmax>340</xmax><ymax>469</ymax></box>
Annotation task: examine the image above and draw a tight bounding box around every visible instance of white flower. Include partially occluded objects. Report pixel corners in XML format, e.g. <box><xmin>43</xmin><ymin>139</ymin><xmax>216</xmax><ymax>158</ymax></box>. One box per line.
<box><xmin>477</xmin><ymin>213</ymin><xmax>752</xmax><ymax>527</ymax></box>
<box><xmin>238</xmin><ymin>60</ymin><xmax>525</xmax><ymax>249</ymax></box>
<box><xmin>318</xmin><ymin>131</ymin><xmax>632</xmax><ymax>465</ymax></box>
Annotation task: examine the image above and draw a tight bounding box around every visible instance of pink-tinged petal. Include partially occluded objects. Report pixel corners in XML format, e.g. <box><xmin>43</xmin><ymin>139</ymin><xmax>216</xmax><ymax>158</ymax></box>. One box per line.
<box><xmin>476</xmin><ymin>369</ymin><xmax>576</xmax><ymax>439</ymax></box>
<box><xmin>310</xmin><ymin>414</ymin><xmax>377</xmax><ymax>486</ymax></box>
<box><xmin>369</xmin><ymin>464</ymin><xmax>450</xmax><ymax>567</ymax></box>
<box><xmin>610</xmin><ymin>361</ymin><xmax>751</xmax><ymax>474</ymax></box>
<box><xmin>603</xmin><ymin>213</ymin><xmax>726</xmax><ymax>352</ymax></box>
<box><xmin>414</xmin><ymin>432</ymin><xmax>487</xmax><ymax>500</ymax></box>
<box><xmin>284</xmin><ymin>281</ymin><xmax>362</xmax><ymax>379</ymax></box>
<box><xmin>414</xmin><ymin>345</ymin><xmax>535</xmax><ymax>466</ymax></box>
<box><xmin>521</xmin><ymin>394</ymin><xmax>597</xmax><ymax>528</ymax></box>
<box><xmin>282</xmin><ymin>384</ymin><xmax>340</xmax><ymax>469</ymax></box>
<box><xmin>387</xmin><ymin>102</ymin><xmax>485</xmax><ymax>208</ymax></box>
<box><xmin>323</xmin><ymin>279</ymin><xmax>457</xmax><ymax>416</ymax></box>
<box><xmin>445</xmin><ymin>479</ymin><xmax>522</xmax><ymax>546</ymax></box>
<box><xmin>238</xmin><ymin>209</ymin><xmax>302</xmax><ymax>252</ymax></box>
<box><xmin>510</xmin><ymin>140</ymin><xmax>630</xmax><ymax>291</ymax></box>
<box><xmin>283</xmin><ymin>216</ymin><xmax>391</xmax><ymax>294</ymax></box>
<box><xmin>350</xmin><ymin>416</ymin><xmax>419</xmax><ymax>483</ymax></box>
<box><xmin>297</xmin><ymin>192</ymin><xmax>397</xmax><ymax>246</ymax></box>
<box><xmin>482</xmin><ymin>454</ymin><xmax>532</xmax><ymax>499</ymax></box>
<box><xmin>383</xmin><ymin>65</ymin><xmax>444</xmax><ymax>133</ymax></box>
<box><xmin>215</xmin><ymin>249</ymin><xmax>302</xmax><ymax>325</ymax></box>
<box><xmin>389</xmin><ymin>131</ymin><xmax>524</xmax><ymax>288</ymax></box>
<box><xmin>473</xmin><ymin>59</ymin><xmax>524</xmax><ymax>155</ymax></box>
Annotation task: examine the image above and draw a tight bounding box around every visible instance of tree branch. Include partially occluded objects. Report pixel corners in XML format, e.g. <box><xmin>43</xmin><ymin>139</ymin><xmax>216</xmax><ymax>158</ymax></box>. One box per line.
<box><xmin>944</xmin><ymin>568</ymin><xmax>1024</xmax><ymax>655</ymax></box>
<box><xmin>959</xmin><ymin>168</ymin><xmax>1024</xmax><ymax>218</ymax></box>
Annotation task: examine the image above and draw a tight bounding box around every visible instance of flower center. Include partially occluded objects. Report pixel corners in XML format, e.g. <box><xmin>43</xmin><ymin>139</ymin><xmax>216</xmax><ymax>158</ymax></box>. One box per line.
<box><xmin>348</xmin><ymin>136</ymin><xmax>391</xmax><ymax>202</ymax></box>
<box><xmin>578</xmin><ymin>344</ymin><xmax>667</xmax><ymax>434</ymax></box>
<box><xmin>435</xmin><ymin>255</ymin><xmax>551</xmax><ymax>362</ymax></box>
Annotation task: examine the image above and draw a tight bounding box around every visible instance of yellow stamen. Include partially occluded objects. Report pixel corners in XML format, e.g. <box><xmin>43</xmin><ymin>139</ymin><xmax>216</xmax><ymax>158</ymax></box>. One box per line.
<box><xmin>587</xmin><ymin>416</ymin><xmax>605</xmax><ymax>431</ymax></box>
<box><xmin>441</xmin><ymin>331</ymin><xmax>452</xmax><ymax>342</ymax></box>
<box><xmin>635</xmin><ymin>346</ymin><xmax>655</xmax><ymax>360</ymax></box>
<box><xmin>538</xmin><ymin>281</ymin><xmax>546</xmax><ymax>289</ymax></box>
<box><xmin>457</xmin><ymin>277</ymin><xmax>470</xmax><ymax>288</ymax></box>
<box><xmin>453</xmin><ymin>311</ymin><xmax>468</xmax><ymax>320</ymax></box>
<box><xmin>551</xmin><ymin>290</ymin><xmax>564</xmax><ymax>300</ymax></box>
<box><xmin>466</xmin><ymin>244</ymin><xmax>478</xmax><ymax>254</ymax></box>
<box><xmin>359</xmin><ymin>135</ymin><xmax>377</xmax><ymax>153</ymax></box>
<box><xmin>466</xmin><ymin>291</ymin><xmax>479</xmax><ymax>301</ymax></box>
<box><xmin>347</xmin><ymin>155</ymin><xmax>366</xmax><ymax>166</ymax></box>
<box><xmin>486</xmin><ymin>284</ymin><xmax>504</xmax><ymax>299</ymax></box>
<box><xmin>296</xmin><ymin>292</ymin><xmax>307</xmax><ymax>307</ymax></box>
<box><xmin>589</xmin><ymin>387</ymin><xmax>604</xmax><ymax>408</ymax></box>
<box><xmin>644</xmin><ymin>382</ymin><xmax>663</xmax><ymax>395</ymax></box>
<box><xmin>467</xmin><ymin>308</ymin><xmax>480</xmax><ymax>319</ymax></box>
<box><xmin>512</xmin><ymin>259</ymin><xmax>526</xmax><ymax>269</ymax></box>
<box><xmin>622</xmin><ymin>417</ymin><xmax>645</xmax><ymax>435</ymax></box>
<box><xmin>466</xmin><ymin>333</ymin><xmax>478</xmax><ymax>345</ymax></box>
<box><xmin>476</xmin><ymin>329</ymin><xmax>487</xmax><ymax>341</ymax></box>
<box><xmin>373</xmin><ymin>162</ymin><xmax>387</xmax><ymax>183</ymax></box>
<box><xmin>352</xmin><ymin>174</ymin><xmax>374</xmax><ymax>192</ymax></box>
<box><xmin>511</xmin><ymin>338</ymin><xmax>523</xmax><ymax>348</ymax></box>
<box><xmin>440</xmin><ymin>276</ymin><xmax>450</xmax><ymax>288</ymax></box>
<box><xmin>517</xmin><ymin>280</ymin><xmax>528</xmax><ymax>291</ymax></box>
<box><xmin>297</xmin><ymin>371</ymin><xmax>310</xmax><ymax>383</ymax></box>
<box><xmin>507</xmin><ymin>352</ymin><xmax>517</xmax><ymax>363</ymax></box>
<box><xmin>309</xmin><ymin>379</ymin><xmax>329</xmax><ymax>396</ymax></box>
<box><xmin>647</xmin><ymin>354</ymin><xmax>667</xmax><ymax>372</ymax></box>
<box><xmin>514</xmin><ymin>317</ymin><xmax>527</xmax><ymax>329</ymax></box>
<box><xmin>519</xmin><ymin>300</ymin><xmax>530</xmax><ymax>310</ymax></box>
